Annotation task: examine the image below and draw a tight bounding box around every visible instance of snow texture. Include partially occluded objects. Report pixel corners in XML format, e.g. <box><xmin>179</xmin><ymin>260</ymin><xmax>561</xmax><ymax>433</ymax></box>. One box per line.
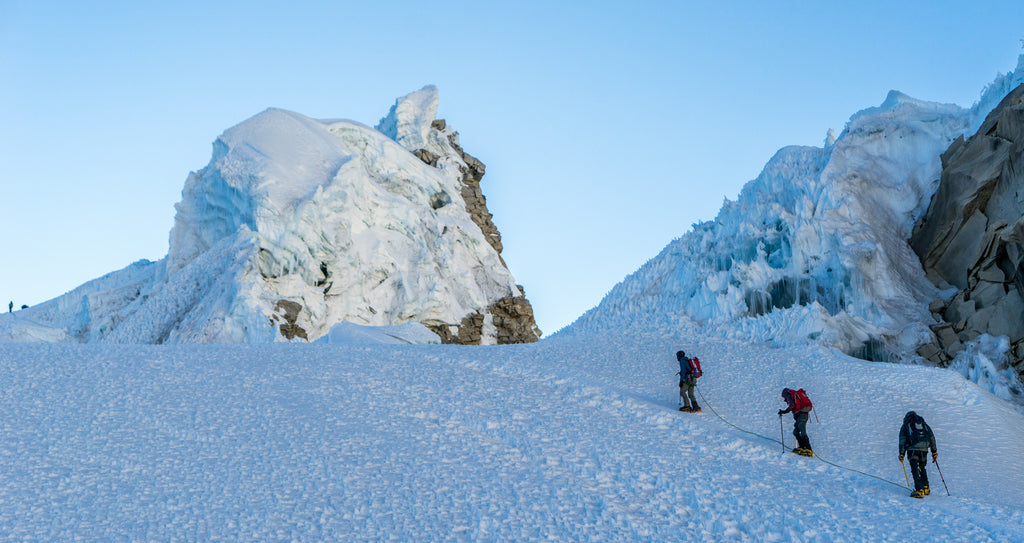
<box><xmin>316</xmin><ymin>321</ymin><xmax>441</xmax><ymax>345</ymax></box>
<box><xmin>2</xmin><ymin>87</ymin><xmax>522</xmax><ymax>344</ymax></box>
<box><xmin>0</xmin><ymin>334</ymin><xmax>1021</xmax><ymax>540</ymax></box>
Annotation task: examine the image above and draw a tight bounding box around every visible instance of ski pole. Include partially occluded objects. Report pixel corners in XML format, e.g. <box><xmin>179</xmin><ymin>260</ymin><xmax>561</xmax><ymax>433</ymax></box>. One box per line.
<box><xmin>934</xmin><ymin>458</ymin><xmax>950</xmax><ymax>496</ymax></box>
<box><xmin>812</xmin><ymin>409</ymin><xmax>820</xmax><ymax>424</ymax></box>
<box><xmin>900</xmin><ymin>457</ymin><xmax>909</xmax><ymax>487</ymax></box>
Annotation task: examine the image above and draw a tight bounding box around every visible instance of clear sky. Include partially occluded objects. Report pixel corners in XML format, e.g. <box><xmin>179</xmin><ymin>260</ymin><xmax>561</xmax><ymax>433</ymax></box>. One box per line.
<box><xmin>2</xmin><ymin>1</ymin><xmax>1023</xmax><ymax>335</ymax></box>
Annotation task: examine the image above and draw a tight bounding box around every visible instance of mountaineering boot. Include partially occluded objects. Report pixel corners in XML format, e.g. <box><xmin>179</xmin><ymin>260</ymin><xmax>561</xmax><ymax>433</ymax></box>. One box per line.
<box><xmin>690</xmin><ymin>405</ymin><xmax>701</xmax><ymax>413</ymax></box>
<box><xmin>923</xmin><ymin>486</ymin><xmax>930</xmax><ymax>496</ymax></box>
<box><xmin>910</xmin><ymin>490</ymin><xmax>924</xmax><ymax>499</ymax></box>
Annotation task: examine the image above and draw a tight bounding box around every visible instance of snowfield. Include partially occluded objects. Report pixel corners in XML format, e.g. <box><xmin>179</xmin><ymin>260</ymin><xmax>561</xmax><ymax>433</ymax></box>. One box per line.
<box><xmin>1</xmin><ymin>332</ymin><xmax>1021</xmax><ymax>541</ymax></box>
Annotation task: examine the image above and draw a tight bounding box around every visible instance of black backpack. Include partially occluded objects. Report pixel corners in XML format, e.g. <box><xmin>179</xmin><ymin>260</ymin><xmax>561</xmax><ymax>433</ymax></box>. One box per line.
<box><xmin>907</xmin><ymin>416</ymin><xmax>931</xmax><ymax>449</ymax></box>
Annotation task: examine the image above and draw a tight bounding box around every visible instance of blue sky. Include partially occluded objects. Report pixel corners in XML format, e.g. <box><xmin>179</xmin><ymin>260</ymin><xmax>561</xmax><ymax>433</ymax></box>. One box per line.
<box><xmin>2</xmin><ymin>1</ymin><xmax>1023</xmax><ymax>335</ymax></box>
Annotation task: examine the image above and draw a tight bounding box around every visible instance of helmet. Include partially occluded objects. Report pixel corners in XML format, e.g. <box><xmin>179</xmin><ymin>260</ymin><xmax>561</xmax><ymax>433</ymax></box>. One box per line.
<box><xmin>676</xmin><ymin>350</ymin><xmax>686</xmax><ymax>361</ymax></box>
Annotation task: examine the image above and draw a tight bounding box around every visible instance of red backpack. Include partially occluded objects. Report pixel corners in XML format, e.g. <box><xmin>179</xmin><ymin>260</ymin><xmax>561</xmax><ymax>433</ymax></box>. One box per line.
<box><xmin>688</xmin><ymin>357</ymin><xmax>702</xmax><ymax>378</ymax></box>
<box><xmin>789</xmin><ymin>388</ymin><xmax>812</xmax><ymax>412</ymax></box>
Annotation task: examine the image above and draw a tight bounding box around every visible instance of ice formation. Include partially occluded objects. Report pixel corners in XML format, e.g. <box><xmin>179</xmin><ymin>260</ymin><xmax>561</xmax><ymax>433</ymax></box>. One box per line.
<box><xmin>2</xmin><ymin>87</ymin><xmax>531</xmax><ymax>344</ymax></box>
<box><xmin>564</xmin><ymin>57</ymin><xmax>1024</xmax><ymax>385</ymax></box>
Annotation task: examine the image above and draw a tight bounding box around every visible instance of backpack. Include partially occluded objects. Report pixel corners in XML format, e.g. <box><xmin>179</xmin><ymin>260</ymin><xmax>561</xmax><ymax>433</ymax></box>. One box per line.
<box><xmin>907</xmin><ymin>417</ymin><xmax>931</xmax><ymax>449</ymax></box>
<box><xmin>675</xmin><ymin>354</ymin><xmax>700</xmax><ymax>385</ymax></box>
<box><xmin>688</xmin><ymin>357</ymin><xmax>702</xmax><ymax>378</ymax></box>
<box><xmin>791</xmin><ymin>388</ymin><xmax>812</xmax><ymax>412</ymax></box>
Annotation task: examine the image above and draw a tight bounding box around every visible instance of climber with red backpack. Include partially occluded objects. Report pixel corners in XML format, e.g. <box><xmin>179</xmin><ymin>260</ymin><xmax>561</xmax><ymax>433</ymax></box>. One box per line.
<box><xmin>778</xmin><ymin>388</ymin><xmax>814</xmax><ymax>456</ymax></box>
<box><xmin>676</xmin><ymin>350</ymin><xmax>702</xmax><ymax>413</ymax></box>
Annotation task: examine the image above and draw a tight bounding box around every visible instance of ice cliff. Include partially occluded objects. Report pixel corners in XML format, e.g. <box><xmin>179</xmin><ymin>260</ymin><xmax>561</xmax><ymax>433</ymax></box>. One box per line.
<box><xmin>563</xmin><ymin>55</ymin><xmax>1024</xmax><ymax>395</ymax></box>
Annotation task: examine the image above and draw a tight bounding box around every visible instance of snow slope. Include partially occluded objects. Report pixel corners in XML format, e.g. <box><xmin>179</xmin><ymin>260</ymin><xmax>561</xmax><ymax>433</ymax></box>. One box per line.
<box><xmin>0</xmin><ymin>334</ymin><xmax>1021</xmax><ymax>540</ymax></box>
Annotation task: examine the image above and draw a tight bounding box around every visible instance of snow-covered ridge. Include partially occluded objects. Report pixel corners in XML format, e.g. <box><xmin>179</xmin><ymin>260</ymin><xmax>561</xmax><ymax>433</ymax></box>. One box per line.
<box><xmin>563</xmin><ymin>56</ymin><xmax>1024</xmax><ymax>404</ymax></box>
<box><xmin>2</xmin><ymin>87</ymin><xmax>537</xmax><ymax>344</ymax></box>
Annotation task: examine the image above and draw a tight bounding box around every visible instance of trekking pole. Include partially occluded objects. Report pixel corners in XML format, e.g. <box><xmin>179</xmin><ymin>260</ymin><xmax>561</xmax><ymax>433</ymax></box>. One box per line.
<box><xmin>778</xmin><ymin>414</ymin><xmax>785</xmax><ymax>453</ymax></box>
<box><xmin>812</xmin><ymin>409</ymin><xmax>820</xmax><ymax>424</ymax></box>
<box><xmin>934</xmin><ymin>458</ymin><xmax>951</xmax><ymax>496</ymax></box>
<box><xmin>900</xmin><ymin>458</ymin><xmax>910</xmax><ymax>487</ymax></box>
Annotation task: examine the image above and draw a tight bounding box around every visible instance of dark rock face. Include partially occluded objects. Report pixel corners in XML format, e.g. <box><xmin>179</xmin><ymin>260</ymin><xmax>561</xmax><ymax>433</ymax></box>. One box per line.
<box><xmin>273</xmin><ymin>299</ymin><xmax>308</xmax><ymax>340</ymax></box>
<box><xmin>426</xmin><ymin>290</ymin><xmax>541</xmax><ymax>345</ymax></box>
<box><xmin>414</xmin><ymin>119</ymin><xmax>540</xmax><ymax>344</ymax></box>
<box><xmin>910</xmin><ymin>84</ymin><xmax>1024</xmax><ymax>379</ymax></box>
<box><xmin>429</xmin><ymin>119</ymin><xmax>504</xmax><ymax>260</ymax></box>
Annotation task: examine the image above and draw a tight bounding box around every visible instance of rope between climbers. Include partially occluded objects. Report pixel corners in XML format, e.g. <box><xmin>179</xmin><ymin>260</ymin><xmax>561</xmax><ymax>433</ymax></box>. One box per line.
<box><xmin>694</xmin><ymin>388</ymin><xmax>909</xmax><ymax>491</ymax></box>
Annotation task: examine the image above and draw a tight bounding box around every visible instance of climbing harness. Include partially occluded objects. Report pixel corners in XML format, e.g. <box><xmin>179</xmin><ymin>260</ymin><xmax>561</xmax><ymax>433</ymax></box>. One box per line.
<box><xmin>695</xmin><ymin>388</ymin><xmax>910</xmax><ymax>492</ymax></box>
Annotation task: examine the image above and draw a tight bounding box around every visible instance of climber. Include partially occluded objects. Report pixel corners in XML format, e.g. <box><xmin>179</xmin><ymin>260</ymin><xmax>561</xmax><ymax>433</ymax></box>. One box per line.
<box><xmin>899</xmin><ymin>411</ymin><xmax>938</xmax><ymax>498</ymax></box>
<box><xmin>676</xmin><ymin>350</ymin><xmax>702</xmax><ymax>413</ymax></box>
<box><xmin>778</xmin><ymin>388</ymin><xmax>814</xmax><ymax>456</ymax></box>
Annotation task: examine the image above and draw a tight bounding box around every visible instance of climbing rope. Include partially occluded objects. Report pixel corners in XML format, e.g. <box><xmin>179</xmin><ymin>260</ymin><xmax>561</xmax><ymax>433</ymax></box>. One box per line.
<box><xmin>695</xmin><ymin>387</ymin><xmax>910</xmax><ymax>491</ymax></box>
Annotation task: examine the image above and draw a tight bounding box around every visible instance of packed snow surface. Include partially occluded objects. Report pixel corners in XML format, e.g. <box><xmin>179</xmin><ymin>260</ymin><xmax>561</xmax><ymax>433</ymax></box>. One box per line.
<box><xmin>0</xmin><ymin>332</ymin><xmax>1022</xmax><ymax>540</ymax></box>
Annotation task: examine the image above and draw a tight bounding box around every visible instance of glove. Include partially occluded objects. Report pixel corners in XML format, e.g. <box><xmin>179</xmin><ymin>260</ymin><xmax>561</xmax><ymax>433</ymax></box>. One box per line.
<box><xmin>898</xmin><ymin>454</ymin><xmax>904</xmax><ymax>462</ymax></box>
<box><xmin>932</xmin><ymin>452</ymin><xmax>938</xmax><ymax>463</ymax></box>
<box><xmin>777</xmin><ymin>410</ymin><xmax>784</xmax><ymax>416</ymax></box>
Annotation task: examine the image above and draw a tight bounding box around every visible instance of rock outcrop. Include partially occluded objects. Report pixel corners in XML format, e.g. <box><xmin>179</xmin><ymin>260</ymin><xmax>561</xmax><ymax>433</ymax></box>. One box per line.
<box><xmin>425</xmin><ymin>290</ymin><xmax>540</xmax><ymax>345</ymax></box>
<box><xmin>910</xmin><ymin>84</ymin><xmax>1024</xmax><ymax>380</ymax></box>
<box><xmin>409</xmin><ymin>117</ymin><xmax>537</xmax><ymax>344</ymax></box>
